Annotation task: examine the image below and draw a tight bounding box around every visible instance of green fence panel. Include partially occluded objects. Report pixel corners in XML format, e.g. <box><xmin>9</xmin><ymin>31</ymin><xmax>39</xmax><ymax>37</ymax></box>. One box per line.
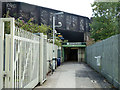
<box><xmin>118</xmin><ymin>35</ymin><xmax>120</xmax><ymax>89</ymax></box>
<box><xmin>86</xmin><ymin>34</ymin><xmax>120</xmax><ymax>89</ymax></box>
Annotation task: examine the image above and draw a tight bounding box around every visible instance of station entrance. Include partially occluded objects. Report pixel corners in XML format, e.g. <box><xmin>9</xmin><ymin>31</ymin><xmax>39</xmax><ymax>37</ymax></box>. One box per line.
<box><xmin>62</xmin><ymin>42</ymin><xmax>86</xmax><ymax>63</ymax></box>
<box><xmin>64</xmin><ymin>47</ymin><xmax>78</xmax><ymax>62</ymax></box>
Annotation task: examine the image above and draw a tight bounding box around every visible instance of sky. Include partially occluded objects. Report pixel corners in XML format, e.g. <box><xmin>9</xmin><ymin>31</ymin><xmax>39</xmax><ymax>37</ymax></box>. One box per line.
<box><xmin>16</xmin><ymin>0</ymin><xmax>95</xmax><ymax>18</ymax></box>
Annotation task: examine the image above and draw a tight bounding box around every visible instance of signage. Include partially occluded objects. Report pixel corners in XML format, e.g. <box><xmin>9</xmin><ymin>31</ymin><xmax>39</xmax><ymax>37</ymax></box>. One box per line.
<box><xmin>58</xmin><ymin>35</ymin><xmax>62</xmax><ymax>37</ymax></box>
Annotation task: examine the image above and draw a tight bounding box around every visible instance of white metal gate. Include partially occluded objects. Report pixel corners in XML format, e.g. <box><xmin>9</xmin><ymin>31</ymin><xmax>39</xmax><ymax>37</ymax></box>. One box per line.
<box><xmin>0</xmin><ymin>18</ymin><xmax>40</xmax><ymax>88</ymax></box>
<box><xmin>0</xmin><ymin>18</ymin><xmax>5</xmax><ymax>90</ymax></box>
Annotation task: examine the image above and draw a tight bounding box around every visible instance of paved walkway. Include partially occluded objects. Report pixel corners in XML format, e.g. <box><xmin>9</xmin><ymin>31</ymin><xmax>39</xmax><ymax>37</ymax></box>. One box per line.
<box><xmin>35</xmin><ymin>62</ymin><xmax>112</xmax><ymax>88</ymax></box>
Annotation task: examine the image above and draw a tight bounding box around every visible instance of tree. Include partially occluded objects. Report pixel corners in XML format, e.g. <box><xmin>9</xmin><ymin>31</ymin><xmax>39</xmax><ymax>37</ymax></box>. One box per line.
<box><xmin>90</xmin><ymin>2</ymin><xmax>120</xmax><ymax>41</ymax></box>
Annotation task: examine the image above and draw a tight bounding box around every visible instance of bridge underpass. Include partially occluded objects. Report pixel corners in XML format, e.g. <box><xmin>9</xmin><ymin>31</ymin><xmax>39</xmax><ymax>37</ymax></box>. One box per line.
<box><xmin>62</xmin><ymin>42</ymin><xmax>86</xmax><ymax>63</ymax></box>
<box><xmin>64</xmin><ymin>47</ymin><xmax>78</xmax><ymax>62</ymax></box>
<box><xmin>35</xmin><ymin>62</ymin><xmax>112</xmax><ymax>88</ymax></box>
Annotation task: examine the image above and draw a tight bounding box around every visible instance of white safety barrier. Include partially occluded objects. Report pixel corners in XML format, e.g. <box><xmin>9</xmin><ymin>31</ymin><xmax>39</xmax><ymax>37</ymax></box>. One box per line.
<box><xmin>47</xmin><ymin>42</ymin><xmax>58</xmax><ymax>72</ymax></box>
<box><xmin>39</xmin><ymin>33</ymin><xmax>47</xmax><ymax>84</ymax></box>
<box><xmin>0</xmin><ymin>18</ymin><xmax>60</xmax><ymax>89</ymax></box>
<box><xmin>0</xmin><ymin>18</ymin><xmax>40</xmax><ymax>88</ymax></box>
<box><xmin>47</xmin><ymin>43</ymin><xmax>52</xmax><ymax>73</ymax></box>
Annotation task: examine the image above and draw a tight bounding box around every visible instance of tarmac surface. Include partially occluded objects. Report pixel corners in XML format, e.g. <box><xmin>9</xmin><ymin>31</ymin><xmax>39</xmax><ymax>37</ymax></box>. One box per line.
<box><xmin>35</xmin><ymin>62</ymin><xmax>112</xmax><ymax>88</ymax></box>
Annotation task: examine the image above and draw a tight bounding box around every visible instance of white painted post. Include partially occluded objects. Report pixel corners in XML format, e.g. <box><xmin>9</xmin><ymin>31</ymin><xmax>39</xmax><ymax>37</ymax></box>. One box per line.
<box><xmin>19</xmin><ymin>29</ymin><xmax>23</xmax><ymax>88</ymax></box>
<box><xmin>10</xmin><ymin>18</ymin><xmax>15</xmax><ymax>88</ymax></box>
<box><xmin>39</xmin><ymin>33</ymin><xmax>44</xmax><ymax>84</ymax></box>
<box><xmin>0</xmin><ymin>18</ymin><xmax>15</xmax><ymax>88</ymax></box>
<box><xmin>37</xmin><ymin>40</ymin><xmax>40</xmax><ymax>83</ymax></box>
<box><xmin>43</xmin><ymin>35</ymin><xmax>47</xmax><ymax>80</ymax></box>
<box><xmin>5</xmin><ymin>35</ymin><xmax>10</xmax><ymax>88</ymax></box>
<box><xmin>0</xmin><ymin>18</ymin><xmax>4</xmax><ymax>90</ymax></box>
<box><xmin>52</xmin><ymin>15</ymin><xmax>56</xmax><ymax>70</ymax></box>
<box><xmin>46</xmin><ymin>42</ymin><xmax>48</xmax><ymax>73</ymax></box>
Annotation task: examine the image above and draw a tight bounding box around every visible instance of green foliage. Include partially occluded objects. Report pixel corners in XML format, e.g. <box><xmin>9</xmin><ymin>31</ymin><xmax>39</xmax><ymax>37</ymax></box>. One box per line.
<box><xmin>4</xmin><ymin>11</ymin><xmax>52</xmax><ymax>36</ymax></box>
<box><xmin>4</xmin><ymin>11</ymin><xmax>11</xmax><ymax>34</ymax></box>
<box><xmin>16</xmin><ymin>18</ymin><xmax>63</xmax><ymax>46</ymax></box>
<box><xmin>55</xmin><ymin>39</ymin><xmax>62</xmax><ymax>47</ymax></box>
<box><xmin>15</xmin><ymin>17</ymin><xmax>52</xmax><ymax>35</ymax></box>
<box><xmin>4</xmin><ymin>11</ymin><xmax>64</xmax><ymax>46</ymax></box>
<box><xmin>49</xmin><ymin>36</ymin><xmax>62</xmax><ymax>47</ymax></box>
<box><xmin>62</xmin><ymin>40</ymin><xmax>68</xmax><ymax>43</ymax></box>
<box><xmin>90</xmin><ymin>2</ymin><xmax>120</xmax><ymax>41</ymax></box>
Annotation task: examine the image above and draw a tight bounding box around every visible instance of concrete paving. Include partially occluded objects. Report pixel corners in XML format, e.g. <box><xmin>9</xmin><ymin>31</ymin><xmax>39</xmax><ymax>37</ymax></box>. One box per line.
<box><xmin>35</xmin><ymin>62</ymin><xmax>112</xmax><ymax>88</ymax></box>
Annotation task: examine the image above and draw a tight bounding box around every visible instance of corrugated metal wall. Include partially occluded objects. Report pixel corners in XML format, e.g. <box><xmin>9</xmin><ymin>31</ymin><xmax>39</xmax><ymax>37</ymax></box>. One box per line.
<box><xmin>86</xmin><ymin>34</ymin><xmax>120</xmax><ymax>89</ymax></box>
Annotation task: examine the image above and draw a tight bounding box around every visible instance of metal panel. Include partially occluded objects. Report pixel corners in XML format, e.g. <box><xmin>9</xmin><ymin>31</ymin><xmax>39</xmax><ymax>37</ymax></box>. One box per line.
<box><xmin>39</xmin><ymin>34</ymin><xmax>47</xmax><ymax>84</ymax></box>
<box><xmin>118</xmin><ymin>35</ymin><xmax>120</xmax><ymax>89</ymax></box>
<box><xmin>39</xmin><ymin>33</ymin><xmax>44</xmax><ymax>84</ymax></box>
<box><xmin>1</xmin><ymin>18</ymin><xmax>40</xmax><ymax>88</ymax></box>
<box><xmin>47</xmin><ymin>42</ymin><xmax>53</xmax><ymax>73</ymax></box>
<box><xmin>43</xmin><ymin>35</ymin><xmax>47</xmax><ymax>81</ymax></box>
<box><xmin>58</xmin><ymin>49</ymin><xmax>61</xmax><ymax>58</ymax></box>
<box><xmin>86</xmin><ymin>35</ymin><xmax>120</xmax><ymax>89</ymax></box>
<box><xmin>0</xmin><ymin>18</ymin><xmax>4</xmax><ymax>90</ymax></box>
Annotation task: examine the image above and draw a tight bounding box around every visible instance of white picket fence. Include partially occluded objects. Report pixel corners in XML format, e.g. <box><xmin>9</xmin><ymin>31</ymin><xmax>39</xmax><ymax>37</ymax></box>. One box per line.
<box><xmin>0</xmin><ymin>18</ymin><xmax>59</xmax><ymax>89</ymax></box>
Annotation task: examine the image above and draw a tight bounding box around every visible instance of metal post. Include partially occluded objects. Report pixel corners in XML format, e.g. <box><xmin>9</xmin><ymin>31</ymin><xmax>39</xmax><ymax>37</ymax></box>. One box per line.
<box><xmin>52</xmin><ymin>15</ymin><xmax>56</xmax><ymax>70</ymax></box>
<box><xmin>10</xmin><ymin>18</ymin><xmax>15</xmax><ymax>88</ymax></box>
<box><xmin>52</xmin><ymin>12</ymin><xmax>64</xmax><ymax>71</ymax></box>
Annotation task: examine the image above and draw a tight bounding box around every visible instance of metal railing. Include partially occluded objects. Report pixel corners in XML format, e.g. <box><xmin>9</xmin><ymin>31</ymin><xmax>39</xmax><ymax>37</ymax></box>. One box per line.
<box><xmin>0</xmin><ymin>18</ymin><xmax>59</xmax><ymax>89</ymax></box>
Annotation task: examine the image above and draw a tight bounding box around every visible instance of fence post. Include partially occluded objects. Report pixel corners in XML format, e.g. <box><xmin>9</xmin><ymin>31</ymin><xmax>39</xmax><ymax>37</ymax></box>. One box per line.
<box><xmin>10</xmin><ymin>18</ymin><xmax>15</xmax><ymax>88</ymax></box>
<box><xmin>0</xmin><ymin>18</ymin><xmax>4</xmax><ymax>90</ymax></box>
<box><xmin>39</xmin><ymin>33</ymin><xmax>44</xmax><ymax>84</ymax></box>
<box><xmin>43</xmin><ymin>35</ymin><xmax>47</xmax><ymax>80</ymax></box>
<box><xmin>5</xmin><ymin>35</ymin><xmax>10</xmax><ymax>88</ymax></box>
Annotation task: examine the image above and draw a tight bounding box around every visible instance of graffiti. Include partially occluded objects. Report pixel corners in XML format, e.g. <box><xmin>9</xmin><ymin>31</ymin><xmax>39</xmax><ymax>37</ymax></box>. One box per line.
<box><xmin>6</xmin><ymin>3</ymin><xmax>16</xmax><ymax>9</ymax></box>
<box><xmin>3</xmin><ymin>2</ymin><xmax>90</xmax><ymax>32</ymax></box>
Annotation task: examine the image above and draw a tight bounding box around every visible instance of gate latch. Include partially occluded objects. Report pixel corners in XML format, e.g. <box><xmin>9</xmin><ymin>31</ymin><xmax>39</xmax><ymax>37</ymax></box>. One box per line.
<box><xmin>3</xmin><ymin>72</ymin><xmax>7</xmax><ymax>77</ymax></box>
